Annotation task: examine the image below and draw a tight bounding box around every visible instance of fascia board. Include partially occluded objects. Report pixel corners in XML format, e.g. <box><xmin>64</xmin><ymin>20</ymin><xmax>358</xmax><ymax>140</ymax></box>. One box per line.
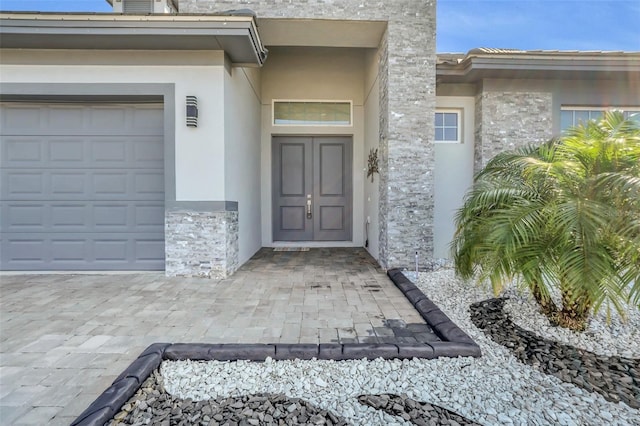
<box><xmin>0</xmin><ymin>15</ymin><xmax>267</xmax><ymax>65</ymax></box>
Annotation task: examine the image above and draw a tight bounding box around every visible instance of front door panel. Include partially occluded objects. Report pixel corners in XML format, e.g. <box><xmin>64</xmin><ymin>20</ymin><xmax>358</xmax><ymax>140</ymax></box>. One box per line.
<box><xmin>273</xmin><ymin>136</ymin><xmax>352</xmax><ymax>241</ymax></box>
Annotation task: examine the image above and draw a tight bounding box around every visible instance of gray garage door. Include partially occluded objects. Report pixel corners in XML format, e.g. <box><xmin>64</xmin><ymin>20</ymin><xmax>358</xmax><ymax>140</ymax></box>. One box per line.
<box><xmin>0</xmin><ymin>102</ymin><xmax>165</xmax><ymax>270</ymax></box>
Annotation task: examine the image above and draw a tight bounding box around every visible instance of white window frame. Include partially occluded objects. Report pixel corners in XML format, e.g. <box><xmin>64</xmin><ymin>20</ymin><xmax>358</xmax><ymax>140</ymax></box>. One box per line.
<box><xmin>561</xmin><ymin>106</ymin><xmax>640</xmax><ymax>130</ymax></box>
<box><xmin>272</xmin><ymin>100</ymin><xmax>353</xmax><ymax>127</ymax></box>
<box><xmin>434</xmin><ymin>108</ymin><xmax>462</xmax><ymax>144</ymax></box>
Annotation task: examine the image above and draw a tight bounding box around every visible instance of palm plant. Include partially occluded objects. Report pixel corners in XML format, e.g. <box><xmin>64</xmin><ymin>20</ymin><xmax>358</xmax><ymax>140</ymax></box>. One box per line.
<box><xmin>452</xmin><ymin>111</ymin><xmax>640</xmax><ymax>331</ymax></box>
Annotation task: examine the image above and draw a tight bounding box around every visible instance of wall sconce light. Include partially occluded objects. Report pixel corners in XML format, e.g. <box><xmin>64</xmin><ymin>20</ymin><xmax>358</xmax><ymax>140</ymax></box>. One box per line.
<box><xmin>186</xmin><ymin>96</ymin><xmax>198</xmax><ymax>128</ymax></box>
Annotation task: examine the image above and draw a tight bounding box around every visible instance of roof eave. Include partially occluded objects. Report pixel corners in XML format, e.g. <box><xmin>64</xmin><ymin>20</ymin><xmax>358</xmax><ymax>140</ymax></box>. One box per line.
<box><xmin>437</xmin><ymin>55</ymin><xmax>640</xmax><ymax>83</ymax></box>
<box><xmin>0</xmin><ymin>13</ymin><xmax>267</xmax><ymax>66</ymax></box>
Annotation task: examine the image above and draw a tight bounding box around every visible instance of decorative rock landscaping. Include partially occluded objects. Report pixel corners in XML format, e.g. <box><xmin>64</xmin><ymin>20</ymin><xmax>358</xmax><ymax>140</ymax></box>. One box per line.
<box><xmin>470</xmin><ymin>297</ymin><xmax>640</xmax><ymax>409</ymax></box>
<box><xmin>357</xmin><ymin>394</ymin><xmax>480</xmax><ymax>425</ymax></box>
<box><xmin>108</xmin><ymin>371</ymin><xmax>349</xmax><ymax>426</ymax></box>
<box><xmin>77</xmin><ymin>268</ymin><xmax>640</xmax><ymax>426</ymax></box>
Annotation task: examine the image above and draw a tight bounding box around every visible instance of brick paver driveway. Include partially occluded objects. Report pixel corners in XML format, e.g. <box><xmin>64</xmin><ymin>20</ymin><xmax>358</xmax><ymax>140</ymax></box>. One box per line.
<box><xmin>0</xmin><ymin>248</ymin><xmax>426</xmax><ymax>425</ymax></box>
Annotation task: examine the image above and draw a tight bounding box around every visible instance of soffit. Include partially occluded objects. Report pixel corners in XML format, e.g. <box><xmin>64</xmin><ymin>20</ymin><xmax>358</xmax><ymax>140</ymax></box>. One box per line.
<box><xmin>0</xmin><ymin>13</ymin><xmax>267</xmax><ymax>66</ymax></box>
<box><xmin>257</xmin><ymin>18</ymin><xmax>387</xmax><ymax>48</ymax></box>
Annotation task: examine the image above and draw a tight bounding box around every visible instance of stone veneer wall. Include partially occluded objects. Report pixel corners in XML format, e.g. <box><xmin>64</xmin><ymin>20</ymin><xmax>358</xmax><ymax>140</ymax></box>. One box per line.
<box><xmin>165</xmin><ymin>210</ymin><xmax>239</xmax><ymax>279</ymax></box>
<box><xmin>180</xmin><ymin>0</ymin><xmax>437</xmax><ymax>269</ymax></box>
<box><xmin>474</xmin><ymin>91</ymin><xmax>553</xmax><ymax>173</ymax></box>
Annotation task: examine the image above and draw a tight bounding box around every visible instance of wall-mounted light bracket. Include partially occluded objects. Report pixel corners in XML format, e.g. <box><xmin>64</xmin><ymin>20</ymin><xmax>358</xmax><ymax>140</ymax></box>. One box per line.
<box><xmin>186</xmin><ymin>96</ymin><xmax>198</xmax><ymax>128</ymax></box>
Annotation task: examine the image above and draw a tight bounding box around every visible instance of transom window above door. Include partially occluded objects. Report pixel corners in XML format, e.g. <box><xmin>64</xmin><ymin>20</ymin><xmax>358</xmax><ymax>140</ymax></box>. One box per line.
<box><xmin>273</xmin><ymin>101</ymin><xmax>352</xmax><ymax>126</ymax></box>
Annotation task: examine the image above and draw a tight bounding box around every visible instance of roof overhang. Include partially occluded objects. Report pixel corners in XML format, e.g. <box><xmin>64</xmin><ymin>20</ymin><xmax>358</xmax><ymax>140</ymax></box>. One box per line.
<box><xmin>0</xmin><ymin>13</ymin><xmax>267</xmax><ymax>66</ymax></box>
<box><xmin>257</xmin><ymin>18</ymin><xmax>387</xmax><ymax>48</ymax></box>
<box><xmin>437</xmin><ymin>49</ymin><xmax>640</xmax><ymax>84</ymax></box>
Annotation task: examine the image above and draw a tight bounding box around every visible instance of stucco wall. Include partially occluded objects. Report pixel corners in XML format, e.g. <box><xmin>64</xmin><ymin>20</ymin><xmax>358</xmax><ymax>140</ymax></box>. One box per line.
<box><xmin>181</xmin><ymin>0</ymin><xmax>437</xmax><ymax>269</ymax></box>
<box><xmin>261</xmin><ymin>47</ymin><xmax>365</xmax><ymax>104</ymax></box>
<box><xmin>1</xmin><ymin>48</ymin><xmax>240</xmax><ymax>277</ymax></box>
<box><xmin>364</xmin><ymin>48</ymin><xmax>380</xmax><ymax>260</ymax></box>
<box><xmin>259</xmin><ymin>47</ymin><xmax>366</xmax><ymax>247</ymax></box>
<box><xmin>224</xmin><ymin>66</ymin><xmax>262</xmax><ymax>265</ymax></box>
<box><xmin>433</xmin><ymin>96</ymin><xmax>475</xmax><ymax>259</ymax></box>
<box><xmin>0</xmin><ymin>49</ymin><xmax>227</xmax><ymax>202</ymax></box>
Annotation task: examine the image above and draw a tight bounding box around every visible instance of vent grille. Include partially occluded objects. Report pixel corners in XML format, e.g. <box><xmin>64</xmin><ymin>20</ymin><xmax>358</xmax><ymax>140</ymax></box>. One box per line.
<box><xmin>123</xmin><ymin>0</ymin><xmax>153</xmax><ymax>13</ymax></box>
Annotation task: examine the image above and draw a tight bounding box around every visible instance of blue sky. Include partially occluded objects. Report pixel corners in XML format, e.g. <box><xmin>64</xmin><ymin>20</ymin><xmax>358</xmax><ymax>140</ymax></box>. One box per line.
<box><xmin>1</xmin><ymin>0</ymin><xmax>638</xmax><ymax>52</ymax></box>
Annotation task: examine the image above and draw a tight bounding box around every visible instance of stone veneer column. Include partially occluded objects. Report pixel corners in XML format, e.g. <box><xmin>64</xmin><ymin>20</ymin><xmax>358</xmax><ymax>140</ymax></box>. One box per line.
<box><xmin>475</xmin><ymin>90</ymin><xmax>553</xmax><ymax>172</ymax></box>
<box><xmin>165</xmin><ymin>208</ymin><xmax>239</xmax><ymax>279</ymax></box>
<box><xmin>180</xmin><ymin>0</ymin><xmax>436</xmax><ymax>269</ymax></box>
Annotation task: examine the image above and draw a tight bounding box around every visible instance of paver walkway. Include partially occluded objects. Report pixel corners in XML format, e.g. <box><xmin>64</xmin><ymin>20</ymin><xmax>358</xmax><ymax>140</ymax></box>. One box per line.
<box><xmin>0</xmin><ymin>248</ymin><xmax>429</xmax><ymax>425</ymax></box>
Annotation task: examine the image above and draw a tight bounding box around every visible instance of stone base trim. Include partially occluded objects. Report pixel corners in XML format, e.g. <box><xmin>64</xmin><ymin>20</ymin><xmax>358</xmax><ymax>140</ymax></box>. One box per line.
<box><xmin>165</xmin><ymin>209</ymin><xmax>239</xmax><ymax>279</ymax></box>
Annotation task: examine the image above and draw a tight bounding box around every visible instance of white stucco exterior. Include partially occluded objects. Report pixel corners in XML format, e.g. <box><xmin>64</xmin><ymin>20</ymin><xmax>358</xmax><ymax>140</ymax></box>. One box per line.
<box><xmin>258</xmin><ymin>47</ymin><xmax>372</xmax><ymax>249</ymax></box>
<box><xmin>224</xmin><ymin>66</ymin><xmax>263</xmax><ymax>265</ymax></box>
<box><xmin>1</xmin><ymin>49</ymin><xmax>228</xmax><ymax>202</ymax></box>
<box><xmin>433</xmin><ymin>96</ymin><xmax>475</xmax><ymax>259</ymax></box>
<box><xmin>363</xmin><ymin>48</ymin><xmax>381</xmax><ymax>260</ymax></box>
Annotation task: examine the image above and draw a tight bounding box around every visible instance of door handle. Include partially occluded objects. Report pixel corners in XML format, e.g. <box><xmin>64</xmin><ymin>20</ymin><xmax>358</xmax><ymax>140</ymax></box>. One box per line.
<box><xmin>307</xmin><ymin>195</ymin><xmax>312</xmax><ymax>219</ymax></box>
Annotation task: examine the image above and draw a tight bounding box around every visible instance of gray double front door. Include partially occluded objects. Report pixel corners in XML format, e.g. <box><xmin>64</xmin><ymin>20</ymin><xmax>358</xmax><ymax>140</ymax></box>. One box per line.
<box><xmin>273</xmin><ymin>136</ymin><xmax>352</xmax><ymax>241</ymax></box>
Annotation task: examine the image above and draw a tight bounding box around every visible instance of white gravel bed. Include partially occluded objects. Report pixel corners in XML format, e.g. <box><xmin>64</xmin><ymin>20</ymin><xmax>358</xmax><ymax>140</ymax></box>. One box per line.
<box><xmin>162</xmin><ymin>269</ymin><xmax>640</xmax><ymax>426</ymax></box>
<box><xmin>502</xmin><ymin>284</ymin><xmax>640</xmax><ymax>358</ymax></box>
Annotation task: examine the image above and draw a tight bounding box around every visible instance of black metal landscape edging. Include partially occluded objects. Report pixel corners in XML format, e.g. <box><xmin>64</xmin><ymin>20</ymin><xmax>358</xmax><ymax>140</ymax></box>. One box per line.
<box><xmin>71</xmin><ymin>269</ymin><xmax>480</xmax><ymax>426</ymax></box>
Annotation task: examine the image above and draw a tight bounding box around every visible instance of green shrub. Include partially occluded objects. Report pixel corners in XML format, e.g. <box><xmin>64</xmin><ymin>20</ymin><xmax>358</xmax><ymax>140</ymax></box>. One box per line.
<box><xmin>452</xmin><ymin>111</ymin><xmax>640</xmax><ymax>331</ymax></box>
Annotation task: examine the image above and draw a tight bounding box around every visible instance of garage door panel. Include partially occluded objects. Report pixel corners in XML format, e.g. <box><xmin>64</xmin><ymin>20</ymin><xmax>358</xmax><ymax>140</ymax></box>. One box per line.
<box><xmin>49</xmin><ymin>139</ymin><xmax>84</xmax><ymax>162</ymax></box>
<box><xmin>0</xmin><ymin>105</ymin><xmax>44</xmax><ymax>132</ymax></box>
<box><xmin>134</xmin><ymin>172</ymin><xmax>164</xmax><ymax>195</ymax></box>
<box><xmin>134</xmin><ymin>239</ymin><xmax>165</xmax><ymax>261</ymax></box>
<box><xmin>89</xmin><ymin>106</ymin><xmax>127</xmax><ymax>130</ymax></box>
<box><xmin>134</xmin><ymin>204</ymin><xmax>165</xmax><ymax>228</ymax></box>
<box><xmin>2</xmin><ymin>136</ymin><xmax>163</xmax><ymax>168</ymax></box>
<box><xmin>50</xmin><ymin>172</ymin><xmax>87</xmax><ymax>195</ymax></box>
<box><xmin>5</xmin><ymin>205</ymin><xmax>46</xmax><ymax>230</ymax></box>
<box><xmin>92</xmin><ymin>172</ymin><xmax>128</xmax><ymax>195</ymax></box>
<box><xmin>1</xmin><ymin>233</ymin><xmax>164</xmax><ymax>270</ymax></box>
<box><xmin>1</xmin><ymin>104</ymin><xmax>163</xmax><ymax>136</ymax></box>
<box><xmin>4</xmin><ymin>171</ymin><xmax>45</xmax><ymax>196</ymax></box>
<box><xmin>5</xmin><ymin>238</ymin><xmax>46</xmax><ymax>263</ymax></box>
<box><xmin>3</xmin><ymin>138</ymin><xmax>43</xmax><ymax>163</ymax></box>
<box><xmin>92</xmin><ymin>139</ymin><xmax>127</xmax><ymax>163</ymax></box>
<box><xmin>0</xmin><ymin>102</ymin><xmax>165</xmax><ymax>271</ymax></box>
<box><xmin>2</xmin><ymin>170</ymin><xmax>164</xmax><ymax>201</ymax></box>
<box><xmin>51</xmin><ymin>239</ymin><xmax>87</xmax><ymax>261</ymax></box>
<box><xmin>50</xmin><ymin>204</ymin><xmax>88</xmax><ymax>228</ymax></box>
<box><xmin>131</xmin><ymin>106</ymin><xmax>164</xmax><ymax>131</ymax></box>
<box><xmin>2</xmin><ymin>201</ymin><xmax>164</xmax><ymax>233</ymax></box>
<box><xmin>94</xmin><ymin>239</ymin><xmax>128</xmax><ymax>262</ymax></box>
<box><xmin>94</xmin><ymin>205</ymin><xmax>129</xmax><ymax>227</ymax></box>
<box><xmin>133</xmin><ymin>138</ymin><xmax>164</xmax><ymax>163</ymax></box>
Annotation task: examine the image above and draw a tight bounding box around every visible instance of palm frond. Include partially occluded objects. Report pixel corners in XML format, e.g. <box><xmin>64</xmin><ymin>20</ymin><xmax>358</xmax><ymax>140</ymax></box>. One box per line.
<box><xmin>452</xmin><ymin>111</ymin><xmax>640</xmax><ymax>328</ymax></box>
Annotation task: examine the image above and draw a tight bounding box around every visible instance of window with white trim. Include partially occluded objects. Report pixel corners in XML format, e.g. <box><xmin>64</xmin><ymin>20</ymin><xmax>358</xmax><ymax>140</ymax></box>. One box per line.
<box><xmin>560</xmin><ymin>107</ymin><xmax>640</xmax><ymax>131</ymax></box>
<box><xmin>273</xmin><ymin>101</ymin><xmax>352</xmax><ymax>126</ymax></box>
<box><xmin>435</xmin><ymin>109</ymin><xmax>461</xmax><ymax>143</ymax></box>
